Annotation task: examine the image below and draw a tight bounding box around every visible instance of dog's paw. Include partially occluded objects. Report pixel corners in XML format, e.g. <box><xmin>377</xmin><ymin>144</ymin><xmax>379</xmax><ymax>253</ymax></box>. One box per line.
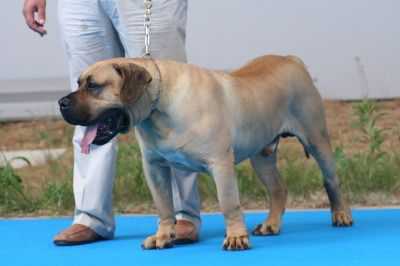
<box><xmin>222</xmin><ymin>234</ymin><xmax>250</xmax><ymax>251</ymax></box>
<box><xmin>252</xmin><ymin>222</ymin><xmax>281</xmax><ymax>236</ymax></box>
<box><xmin>141</xmin><ymin>233</ymin><xmax>176</xmax><ymax>249</ymax></box>
<box><xmin>332</xmin><ymin>210</ymin><xmax>353</xmax><ymax>227</ymax></box>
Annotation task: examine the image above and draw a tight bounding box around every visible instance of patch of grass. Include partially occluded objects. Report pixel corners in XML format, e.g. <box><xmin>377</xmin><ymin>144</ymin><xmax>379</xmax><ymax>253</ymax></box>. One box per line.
<box><xmin>335</xmin><ymin>100</ymin><xmax>400</xmax><ymax>199</ymax></box>
<box><xmin>197</xmin><ymin>162</ymin><xmax>268</xmax><ymax>205</ymax></box>
<box><xmin>337</xmin><ymin>149</ymin><xmax>400</xmax><ymax>198</ymax></box>
<box><xmin>198</xmin><ymin>174</ymin><xmax>218</xmax><ymax>202</ymax></box>
<box><xmin>39</xmin><ymin>179</ymin><xmax>74</xmax><ymax>211</ymax></box>
<box><xmin>0</xmin><ymin>159</ymin><xmax>34</xmax><ymax>213</ymax></box>
<box><xmin>280</xmin><ymin>152</ymin><xmax>322</xmax><ymax>198</ymax></box>
<box><xmin>114</xmin><ymin>141</ymin><xmax>151</xmax><ymax>211</ymax></box>
<box><xmin>38</xmin><ymin>159</ymin><xmax>74</xmax><ymax>212</ymax></box>
<box><xmin>0</xmin><ymin>155</ymin><xmax>74</xmax><ymax>216</ymax></box>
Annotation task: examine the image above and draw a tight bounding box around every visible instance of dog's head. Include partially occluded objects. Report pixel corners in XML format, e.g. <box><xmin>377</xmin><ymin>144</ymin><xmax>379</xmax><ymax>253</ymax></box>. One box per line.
<box><xmin>58</xmin><ymin>60</ymin><xmax>153</xmax><ymax>150</ymax></box>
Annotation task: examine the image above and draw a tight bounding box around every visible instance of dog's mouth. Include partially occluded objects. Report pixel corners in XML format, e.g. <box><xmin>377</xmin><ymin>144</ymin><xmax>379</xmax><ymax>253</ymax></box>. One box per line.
<box><xmin>80</xmin><ymin>108</ymin><xmax>130</xmax><ymax>154</ymax></box>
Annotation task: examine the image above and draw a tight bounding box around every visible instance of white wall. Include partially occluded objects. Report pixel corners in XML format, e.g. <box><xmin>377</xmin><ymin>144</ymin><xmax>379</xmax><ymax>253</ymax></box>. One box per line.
<box><xmin>1</xmin><ymin>0</ymin><xmax>399</xmax><ymax>99</ymax></box>
<box><xmin>1</xmin><ymin>0</ymin><xmax>67</xmax><ymax>80</ymax></box>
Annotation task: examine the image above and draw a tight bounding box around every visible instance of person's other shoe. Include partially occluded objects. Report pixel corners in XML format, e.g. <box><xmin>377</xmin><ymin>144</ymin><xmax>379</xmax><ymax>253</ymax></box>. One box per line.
<box><xmin>174</xmin><ymin>220</ymin><xmax>199</xmax><ymax>244</ymax></box>
<box><xmin>53</xmin><ymin>224</ymin><xmax>105</xmax><ymax>246</ymax></box>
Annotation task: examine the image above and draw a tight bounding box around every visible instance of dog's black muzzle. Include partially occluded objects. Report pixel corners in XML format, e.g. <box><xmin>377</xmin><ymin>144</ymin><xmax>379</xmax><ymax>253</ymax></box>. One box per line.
<box><xmin>58</xmin><ymin>95</ymin><xmax>130</xmax><ymax>145</ymax></box>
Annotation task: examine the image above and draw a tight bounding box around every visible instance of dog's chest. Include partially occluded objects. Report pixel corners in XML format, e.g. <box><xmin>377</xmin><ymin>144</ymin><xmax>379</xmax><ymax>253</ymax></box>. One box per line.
<box><xmin>157</xmin><ymin>149</ymin><xmax>207</xmax><ymax>172</ymax></box>
<box><xmin>137</xmin><ymin>117</ymin><xmax>209</xmax><ymax>171</ymax></box>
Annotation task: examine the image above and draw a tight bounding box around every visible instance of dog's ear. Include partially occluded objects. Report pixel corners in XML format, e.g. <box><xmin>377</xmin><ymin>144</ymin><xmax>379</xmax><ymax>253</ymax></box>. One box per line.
<box><xmin>113</xmin><ymin>63</ymin><xmax>152</xmax><ymax>105</ymax></box>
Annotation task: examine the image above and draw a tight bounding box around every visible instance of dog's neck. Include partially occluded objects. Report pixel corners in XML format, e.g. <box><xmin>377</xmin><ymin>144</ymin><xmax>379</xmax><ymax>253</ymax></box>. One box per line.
<box><xmin>146</xmin><ymin>58</ymin><xmax>162</xmax><ymax>110</ymax></box>
<box><xmin>126</xmin><ymin>58</ymin><xmax>163</xmax><ymax>125</ymax></box>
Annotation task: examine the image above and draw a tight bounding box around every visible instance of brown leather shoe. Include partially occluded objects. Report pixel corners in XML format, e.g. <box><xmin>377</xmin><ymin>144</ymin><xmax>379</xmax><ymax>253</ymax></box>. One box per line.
<box><xmin>174</xmin><ymin>220</ymin><xmax>199</xmax><ymax>244</ymax></box>
<box><xmin>53</xmin><ymin>224</ymin><xmax>105</xmax><ymax>246</ymax></box>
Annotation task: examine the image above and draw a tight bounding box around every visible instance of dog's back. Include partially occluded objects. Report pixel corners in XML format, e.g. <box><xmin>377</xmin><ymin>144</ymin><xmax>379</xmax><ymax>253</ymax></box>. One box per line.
<box><xmin>231</xmin><ymin>55</ymin><xmax>301</xmax><ymax>76</ymax></box>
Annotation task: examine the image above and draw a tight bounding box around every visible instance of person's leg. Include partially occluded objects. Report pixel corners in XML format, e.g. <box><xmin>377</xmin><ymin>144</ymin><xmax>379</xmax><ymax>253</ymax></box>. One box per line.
<box><xmin>107</xmin><ymin>0</ymin><xmax>201</xmax><ymax>229</ymax></box>
<box><xmin>171</xmin><ymin>168</ymin><xmax>201</xmax><ymax>230</ymax></box>
<box><xmin>109</xmin><ymin>0</ymin><xmax>187</xmax><ymax>60</ymax></box>
<box><xmin>57</xmin><ymin>0</ymin><xmax>124</xmax><ymax>239</ymax></box>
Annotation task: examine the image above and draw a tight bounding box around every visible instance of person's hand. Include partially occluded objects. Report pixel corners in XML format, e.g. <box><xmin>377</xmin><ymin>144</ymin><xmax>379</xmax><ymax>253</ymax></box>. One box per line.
<box><xmin>22</xmin><ymin>0</ymin><xmax>47</xmax><ymax>36</ymax></box>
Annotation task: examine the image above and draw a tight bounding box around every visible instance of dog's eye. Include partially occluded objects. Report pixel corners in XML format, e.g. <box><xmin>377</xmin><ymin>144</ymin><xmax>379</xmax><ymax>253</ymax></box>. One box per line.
<box><xmin>87</xmin><ymin>81</ymin><xmax>101</xmax><ymax>93</ymax></box>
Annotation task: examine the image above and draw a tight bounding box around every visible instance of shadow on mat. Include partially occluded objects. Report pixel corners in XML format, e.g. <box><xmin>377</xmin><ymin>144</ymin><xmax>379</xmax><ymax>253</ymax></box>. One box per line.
<box><xmin>114</xmin><ymin>234</ymin><xmax>150</xmax><ymax>241</ymax></box>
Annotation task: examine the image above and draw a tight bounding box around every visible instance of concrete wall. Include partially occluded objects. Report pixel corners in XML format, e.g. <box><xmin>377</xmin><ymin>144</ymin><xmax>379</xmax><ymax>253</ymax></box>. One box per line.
<box><xmin>1</xmin><ymin>0</ymin><xmax>399</xmax><ymax>99</ymax></box>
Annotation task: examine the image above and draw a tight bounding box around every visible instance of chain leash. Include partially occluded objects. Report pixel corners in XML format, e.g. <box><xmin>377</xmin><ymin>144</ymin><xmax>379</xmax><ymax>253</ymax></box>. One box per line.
<box><xmin>143</xmin><ymin>0</ymin><xmax>162</xmax><ymax>108</ymax></box>
<box><xmin>144</xmin><ymin>0</ymin><xmax>152</xmax><ymax>57</ymax></box>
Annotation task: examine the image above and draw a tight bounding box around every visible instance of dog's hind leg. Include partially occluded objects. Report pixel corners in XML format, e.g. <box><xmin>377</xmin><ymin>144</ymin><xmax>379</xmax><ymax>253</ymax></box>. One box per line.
<box><xmin>250</xmin><ymin>149</ymin><xmax>287</xmax><ymax>236</ymax></box>
<box><xmin>290</xmin><ymin>80</ymin><xmax>353</xmax><ymax>226</ymax></box>
<box><xmin>306</xmin><ymin>133</ymin><xmax>353</xmax><ymax>226</ymax></box>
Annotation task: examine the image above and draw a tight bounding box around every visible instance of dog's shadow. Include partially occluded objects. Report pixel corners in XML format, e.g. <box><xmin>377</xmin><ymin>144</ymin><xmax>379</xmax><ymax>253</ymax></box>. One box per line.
<box><xmin>113</xmin><ymin>229</ymin><xmax>225</xmax><ymax>243</ymax></box>
<box><xmin>113</xmin><ymin>233</ymin><xmax>150</xmax><ymax>241</ymax></box>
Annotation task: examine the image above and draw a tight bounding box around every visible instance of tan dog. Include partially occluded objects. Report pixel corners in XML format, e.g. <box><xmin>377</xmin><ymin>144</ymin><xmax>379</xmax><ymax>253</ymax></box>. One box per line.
<box><xmin>59</xmin><ymin>55</ymin><xmax>353</xmax><ymax>251</ymax></box>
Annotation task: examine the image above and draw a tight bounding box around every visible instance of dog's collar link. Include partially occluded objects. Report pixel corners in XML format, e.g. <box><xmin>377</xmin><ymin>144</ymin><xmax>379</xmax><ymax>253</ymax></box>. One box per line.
<box><xmin>143</xmin><ymin>0</ymin><xmax>152</xmax><ymax>57</ymax></box>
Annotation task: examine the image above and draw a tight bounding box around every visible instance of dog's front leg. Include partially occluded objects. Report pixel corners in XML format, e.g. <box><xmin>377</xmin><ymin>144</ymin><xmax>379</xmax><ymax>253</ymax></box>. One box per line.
<box><xmin>209</xmin><ymin>154</ymin><xmax>250</xmax><ymax>251</ymax></box>
<box><xmin>141</xmin><ymin>157</ymin><xmax>176</xmax><ymax>249</ymax></box>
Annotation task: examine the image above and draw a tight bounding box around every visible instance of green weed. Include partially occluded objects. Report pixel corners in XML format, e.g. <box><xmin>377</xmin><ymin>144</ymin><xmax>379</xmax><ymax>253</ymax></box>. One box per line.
<box><xmin>0</xmin><ymin>156</ymin><xmax>34</xmax><ymax>213</ymax></box>
<box><xmin>335</xmin><ymin>100</ymin><xmax>400</xmax><ymax>199</ymax></box>
<box><xmin>40</xmin><ymin>179</ymin><xmax>74</xmax><ymax>211</ymax></box>
<box><xmin>114</xmin><ymin>141</ymin><xmax>151</xmax><ymax>208</ymax></box>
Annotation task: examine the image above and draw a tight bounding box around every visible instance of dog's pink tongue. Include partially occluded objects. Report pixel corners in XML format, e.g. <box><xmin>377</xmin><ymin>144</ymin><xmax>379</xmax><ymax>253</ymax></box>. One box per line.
<box><xmin>80</xmin><ymin>125</ymin><xmax>98</xmax><ymax>154</ymax></box>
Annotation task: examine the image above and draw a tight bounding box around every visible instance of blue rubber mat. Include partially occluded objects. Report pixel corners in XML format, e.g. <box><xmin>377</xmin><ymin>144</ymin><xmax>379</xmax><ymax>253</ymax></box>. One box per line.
<box><xmin>1</xmin><ymin>209</ymin><xmax>399</xmax><ymax>266</ymax></box>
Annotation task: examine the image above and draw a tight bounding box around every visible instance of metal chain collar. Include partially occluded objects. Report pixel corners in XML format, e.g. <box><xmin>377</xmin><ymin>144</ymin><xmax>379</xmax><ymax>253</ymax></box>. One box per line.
<box><xmin>144</xmin><ymin>0</ymin><xmax>152</xmax><ymax>57</ymax></box>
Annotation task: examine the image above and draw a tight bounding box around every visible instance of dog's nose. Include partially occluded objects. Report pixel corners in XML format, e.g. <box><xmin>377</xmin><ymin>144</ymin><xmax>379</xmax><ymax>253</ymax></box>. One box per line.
<box><xmin>58</xmin><ymin>96</ymin><xmax>71</xmax><ymax>109</ymax></box>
